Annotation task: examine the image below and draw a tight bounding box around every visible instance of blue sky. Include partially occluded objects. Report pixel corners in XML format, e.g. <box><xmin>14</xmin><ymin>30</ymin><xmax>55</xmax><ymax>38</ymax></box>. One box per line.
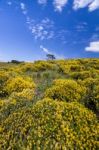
<box><xmin>0</xmin><ymin>0</ymin><xmax>99</xmax><ymax>61</ymax></box>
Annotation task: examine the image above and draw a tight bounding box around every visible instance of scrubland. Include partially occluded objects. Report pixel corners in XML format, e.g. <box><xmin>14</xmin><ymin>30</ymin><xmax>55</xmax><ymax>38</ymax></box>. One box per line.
<box><xmin>0</xmin><ymin>58</ymin><xmax>99</xmax><ymax>149</ymax></box>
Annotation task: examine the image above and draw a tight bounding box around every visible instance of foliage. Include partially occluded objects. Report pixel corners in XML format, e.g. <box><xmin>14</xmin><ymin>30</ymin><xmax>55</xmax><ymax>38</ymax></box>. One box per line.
<box><xmin>21</xmin><ymin>61</ymin><xmax>56</xmax><ymax>73</ymax></box>
<box><xmin>0</xmin><ymin>98</ymin><xmax>98</xmax><ymax>149</ymax></box>
<box><xmin>0</xmin><ymin>98</ymin><xmax>34</xmax><ymax>124</ymax></box>
<box><xmin>5</xmin><ymin>76</ymin><xmax>35</xmax><ymax>96</ymax></box>
<box><xmin>69</xmin><ymin>70</ymin><xmax>99</xmax><ymax>80</ymax></box>
<box><xmin>82</xmin><ymin>78</ymin><xmax>99</xmax><ymax>113</ymax></box>
<box><xmin>0</xmin><ymin>58</ymin><xmax>99</xmax><ymax>149</ymax></box>
<box><xmin>45</xmin><ymin>79</ymin><xmax>86</xmax><ymax>103</ymax></box>
<box><xmin>10</xmin><ymin>60</ymin><xmax>24</xmax><ymax>64</ymax></box>
<box><xmin>46</xmin><ymin>54</ymin><xmax>56</xmax><ymax>60</ymax></box>
<box><xmin>1</xmin><ymin>75</ymin><xmax>36</xmax><ymax>103</ymax></box>
<box><xmin>0</xmin><ymin>71</ymin><xmax>10</xmax><ymax>97</ymax></box>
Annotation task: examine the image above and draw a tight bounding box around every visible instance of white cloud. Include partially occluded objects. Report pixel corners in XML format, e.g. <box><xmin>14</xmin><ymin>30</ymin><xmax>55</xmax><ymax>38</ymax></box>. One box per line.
<box><xmin>26</xmin><ymin>17</ymin><xmax>54</xmax><ymax>40</ymax></box>
<box><xmin>20</xmin><ymin>3</ymin><xmax>27</xmax><ymax>15</ymax></box>
<box><xmin>89</xmin><ymin>0</ymin><xmax>99</xmax><ymax>11</ymax></box>
<box><xmin>53</xmin><ymin>0</ymin><xmax>68</xmax><ymax>12</ymax></box>
<box><xmin>85</xmin><ymin>41</ymin><xmax>99</xmax><ymax>52</ymax></box>
<box><xmin>73</xmin><ymin>0</ymin><xmax>93</xmax><ymax>10</ymax></box>
<box><xmin>73</xmin><ymin>0</ymin><xmax>99</xmax><ymax>11</ymax></box>
<box><xmin>40</xmin><ymin>45</ymin><xmax>50</xmax><ymax>53</ymax></box>
<box><xmin>37</xmin><ymin>0</ymin><xmax>99</xmax><ymax>12</ymax></box>
<box><xmin>37</xmin><ymin>0</ymin><xmax>68</xmax><ymax>12</ymax></box>
<box><xmin>38</xmin><ymin>0</ymin><xmax>47</xmax><ymax>5</ymax></box>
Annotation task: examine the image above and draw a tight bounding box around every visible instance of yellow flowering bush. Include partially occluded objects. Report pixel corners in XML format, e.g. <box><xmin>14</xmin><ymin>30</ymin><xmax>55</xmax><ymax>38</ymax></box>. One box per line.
<box><xmin>70</xmin><ymin>71</ymin><xmax>92</xmax><ymax>80</ymax></box>
<box><xmin>58</xmin><ymin>64</ymin><xmax>70</xmax><ymax>74</ymax></box>
<box><xmin>0</xmin><ymin>98</ymin><xmax>98</xmax><ymax>149</ymax></box>
<box><xmin>0</xmin><ymin>59</ymin><xmax>99</xmax><ymax>150</ymax></box>
<box><xmin>5</xmin><ymin>76</ymin><xmax>36</xmax><ymax>95</ymax></box>
<box><xmin>95</xmin><ymin>85</ymin><xmax>99</xmax><ymax>111</ymax></box>
<box><xmin>81</xmin><ymin>78</ymin><xmax>99</xmax><ymax>112</ymax></box>
<box><xmin>33</xmin><ymin>61</ymin><xmax>55</xmax><ymax>71</ymax></box>
<box><xmin>56</xmin><ymin>59</ymin><xmax>85</xmax><ymax>74</ymax></box>
<box><xmin>70</xmin><ymin>64</ymin><xmax>85</xmax><ymax>72</ymax></box>
<box><xmin>0</xmin><ymin>71</ymin><xmax>9</xmax><ymax>82</ymax></box>
<box><xmin>0</xmin><ymin>98</ymin><xmax>34</xmax><ymax>123</ymax></box>
<box><xmin>20</xmin><ymin>63</ymin><xmax>35</xmax><ymax>72</ymax></box>
<box><xmin>0</xmin><ymin>100</ymin><xmax>5</xmax><ymax>109</ymax></box>
<box><xmin>9</xmin><ymin>88</ymin><xmax>35</xmax><ymax>101</ymax></box>
<box><xmin>45</xmin><ymin>79</ymin><xmax>86</xmax><ymax>102</ymax></box>
<box><xmin>21</xmin><ymin>61</ymin><xmax>55</xmax><ymax>72</ymax></box>
<box><xmin>0</xmin><ymin>71</ymin><xmax>10</xmax><ymax>97</ymax></box>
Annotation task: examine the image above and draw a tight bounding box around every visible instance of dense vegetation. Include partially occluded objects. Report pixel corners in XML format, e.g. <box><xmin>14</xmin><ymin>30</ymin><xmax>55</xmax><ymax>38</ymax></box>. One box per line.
<box><xmin>0</xmin><ymin>58</ymin><xmax>99</xmax><ymax>149</ymax></box>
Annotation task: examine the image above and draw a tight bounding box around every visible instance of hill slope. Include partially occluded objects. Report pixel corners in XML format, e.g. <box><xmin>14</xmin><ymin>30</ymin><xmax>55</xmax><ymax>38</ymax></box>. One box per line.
<box><xmin>0</xmin><ymin>58</ymin><xmax>99</xmax><ymax>149</ymax></box>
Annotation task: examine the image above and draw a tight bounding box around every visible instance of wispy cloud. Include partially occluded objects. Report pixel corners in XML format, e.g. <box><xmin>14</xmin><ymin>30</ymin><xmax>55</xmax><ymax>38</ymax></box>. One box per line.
<box><xmin>73</xmin><ymin>0</ymin><xmax>99</xmax><ymax>11</ymax></box>
<box><xmin>75</xmin><ymin>22</ymin><xmax>88</xmax><ymax>32</ymax></box>
<box><xmin>20</xmin><ymin>2</ymin><xmax>27</xmax><ymax>15</ymax></box>
<box><xmin>40</xmin><ymin>45</ymin><xmax>65</xmax><ymax>59</ymax></box>
<box><xmin>6</xmin><ymin>0</ymin><xmax>99</xmax><ymax>13</ymax></box>
<box><xmin>38</xmin><ymin>0</ymin><xmax>47</xmax><ymax>5</ymax></box>
<box><xmin>7</xmin><ymin>1</ymin><xmax>12</xmax><ymax>6</ymax></box>
<box><xmin>26</xmin><ymin>17</ymin><xmax>54</xmax><ymax>40</ymax></box>
<box><xmin>53</xmin><ymin>0</ymin><xmax>68</xmax><ymax>12</ymax></box>
<box><xmin>37</xmin><ymin>0</ymin><xmax>68</xmax><ymax>12</ymax></box>
<box><xmin>85</xmin><ymin>41</ymin><xmax>99</xmax><ymax>52</ymax></box>
<box><xmin>40</xmin><ymin>45</ymin><xmax>50</xmax><ymax>53</ymax></box>
<box><xmin>89</xmin><ymin>33</ymin><xmax>99</xmax><ymax>43</ymax></box>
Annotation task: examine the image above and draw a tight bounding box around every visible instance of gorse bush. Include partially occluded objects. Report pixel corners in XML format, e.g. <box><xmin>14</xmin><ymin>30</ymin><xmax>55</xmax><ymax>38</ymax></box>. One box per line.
<box><xmin>94</xmin><ymin>85</ymin><xmax>99</xmax><ymax>113</ymax></box>
<box><xmin>5</xmin><ymin>76</ymin><xmax>35</xmax><ymax>95</ymax></box>
<box><xmin>0</xmin><ymin>98</ymin><xmax>98</xmax><ymax>150</ymax></box>
<box><xmin>82</xmin><ymin>78</ymin><xmax>99</xmax><ymax>112</ymax></box>
<box><xmin>9</xmin><ymin>88</ymin><xmax>35</xmax><ymax>101</ymax></box>
<box><xmin>0</xmin><ymin>97</ymin><xmax>34</xmax><ymax>123</ymax></box>
<box><xmin>0</xmin><ymin>71</ymin><xmax>10</xmax><ymax>97</ymax></box>
<box><xmin>69</xmin><ymin>71</ymin><xmax>91</xmax><ymax>80</ymax></box>
<box><xmin>56</xmin><ymin>59</ymin><xmax>85</xmax><ymax>74</ymax></box>
<box><xmin>21</xmin><ymin>61</ymin><xmax>56</xmax><ymax>73</ymax></box>
<box><xmin>3</xmin><ymin>75</ymin><xmax>36</xmax><ymax>102</ymax></box>
<box><xmin>45</xmin><ymin>79</ymin><xmax>86</xmax><ymax>103</ymax></box>
<box><xmin>33</xmin><ymin>61</ymin><xmax>56</xmax><ymax>71</ymax></box>
<box><xmin>0</xmin><ymin>58</ymin><xmax>99</xmax><ymax>149</ymax></box>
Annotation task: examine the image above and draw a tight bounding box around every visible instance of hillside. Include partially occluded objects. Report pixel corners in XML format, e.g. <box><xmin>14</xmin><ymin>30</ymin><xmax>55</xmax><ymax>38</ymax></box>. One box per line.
<box><xmin>0</xmin><ymin>58</ymin><xmax>99</xmax><ymax>149</ymax></box>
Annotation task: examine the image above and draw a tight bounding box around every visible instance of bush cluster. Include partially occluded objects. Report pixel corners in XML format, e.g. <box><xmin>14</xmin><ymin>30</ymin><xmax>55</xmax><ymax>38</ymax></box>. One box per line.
<box><xmin>0</xmin><ymin>98</ymin><xmax>98</xmax><ymax>150</ymax></box>
<box><xmin>21</xmin><ymin>61</ymin><xmax>56</xmax><ymax>73</ymax></box>
<box><xmin>0</xmin><ymin>71</ymin><xmax>10</xmax><ymax>97</ymax></box>
<box><xmin>81</xmin><ymin>78</ymin><xmax>99</xmax><ymax>112</ymax></box>
<box><xmin>0</xmin><ymin>59</ymin><xmax>99</xmax><ymax>150</ymax></box>
<box><xmin>45</xmin><ymin>79</ymin><xmax>86</xmax><ymax>103</ymax></box>
<box><xmin>5</xmin><ymin>76</ymin><xmax>36</xmax><ymax>101</ymax></box>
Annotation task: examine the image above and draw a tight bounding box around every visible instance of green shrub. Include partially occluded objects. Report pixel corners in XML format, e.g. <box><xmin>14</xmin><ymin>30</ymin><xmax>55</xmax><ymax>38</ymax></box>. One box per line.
<box><xmin>0</xmin><ymin>98</ymin><xmax>98</xmax><ymax>149</ymax></box>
